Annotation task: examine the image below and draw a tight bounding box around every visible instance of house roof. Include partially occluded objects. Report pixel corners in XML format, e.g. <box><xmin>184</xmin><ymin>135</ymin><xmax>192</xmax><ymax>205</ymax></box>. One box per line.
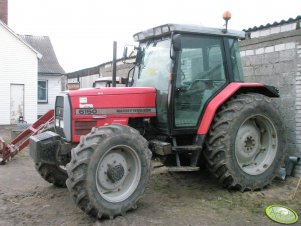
<box><xmin>0</xmin><ymin>20</ymin><xmax>42</xmax><ymax>58</ymax></box>
<box><xmin>244</xmin><ymin>15</ymin><xmax>301</xmax><ymax>32</ymax></box>
<box><xmin>20</xmin><ymin>35</ymin><xmax>65</xmax><ymax>74</ymax></box>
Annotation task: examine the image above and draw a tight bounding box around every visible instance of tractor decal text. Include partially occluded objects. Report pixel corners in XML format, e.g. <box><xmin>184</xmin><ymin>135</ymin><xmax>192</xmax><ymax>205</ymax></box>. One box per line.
<box><xmin>75</xmin><ymin>108</ymin><xmax>156</xmax><ymax>115</ymax></box>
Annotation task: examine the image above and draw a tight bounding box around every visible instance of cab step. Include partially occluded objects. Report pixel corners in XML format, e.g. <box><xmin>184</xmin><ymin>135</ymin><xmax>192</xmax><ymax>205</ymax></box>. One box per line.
<box><xmin>168</xmin><ymin>166</ymin><xmax>200</xmax><ymax>172</ymax></box>
<box><xmin>172</xmin><ymin>145</ymin><xmax>202</xmax><ymax>153</ymax></box>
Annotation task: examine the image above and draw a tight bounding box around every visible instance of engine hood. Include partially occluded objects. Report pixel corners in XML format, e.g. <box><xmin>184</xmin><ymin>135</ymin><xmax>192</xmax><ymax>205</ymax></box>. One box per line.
<box><xmin>67</xmin><ymin>87</ymin><xmax>156</xmax><ymax>96</ymax></box>
<box><xmin>68</xmin><ymin>87</ymin><xmax>157</xmax><ymax>117</ymax></box>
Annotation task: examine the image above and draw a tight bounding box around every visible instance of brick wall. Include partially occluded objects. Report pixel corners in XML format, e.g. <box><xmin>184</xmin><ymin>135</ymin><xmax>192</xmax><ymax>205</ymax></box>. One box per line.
<box><xmin>0</xmin><ymin>0</ymin><xmax>8</xmax><ymax>24</ymax></box>
<box><xmin>65</xmin><ymin>59</ymin><xmax>134</xmax><ymax>89</ymax></box>
<box><xmin>240</xmin><ymin>29</ymin><xmax>301</xmax><ymax>156</ymax></box>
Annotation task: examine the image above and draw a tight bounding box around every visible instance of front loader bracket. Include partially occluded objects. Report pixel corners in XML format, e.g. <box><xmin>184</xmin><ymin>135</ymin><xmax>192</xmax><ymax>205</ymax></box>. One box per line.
<box><xmin>0</xmin><ymin>109</ymin><xmax>54</xmax><ymax>164</ymax></box>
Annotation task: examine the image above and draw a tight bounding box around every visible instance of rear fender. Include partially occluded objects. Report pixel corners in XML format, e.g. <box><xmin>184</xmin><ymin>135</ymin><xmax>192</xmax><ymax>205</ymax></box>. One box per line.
<box><xmin>197</xmin><ymin>83</ymin><xmax>279</xmax><ymax>135</ymax></box>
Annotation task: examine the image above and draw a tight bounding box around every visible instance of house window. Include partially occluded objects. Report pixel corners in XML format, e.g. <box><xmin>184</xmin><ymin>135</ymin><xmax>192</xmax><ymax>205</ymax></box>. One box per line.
<box><xmin>38</xmin><ymin>80</ymin><xmax>48</xmax><ymax>103</ymax></box>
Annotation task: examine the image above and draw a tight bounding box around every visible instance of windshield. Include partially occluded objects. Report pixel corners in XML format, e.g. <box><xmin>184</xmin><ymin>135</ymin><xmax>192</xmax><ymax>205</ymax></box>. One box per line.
<box><xmin>132</xmin><ymin>39</ymin><xmax>171</xmax><ymax>92</ymax></box>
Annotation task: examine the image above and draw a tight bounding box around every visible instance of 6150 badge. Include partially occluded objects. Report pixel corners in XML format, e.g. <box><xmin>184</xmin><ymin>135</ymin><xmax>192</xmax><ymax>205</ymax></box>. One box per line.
<box><xmin>76</xmin><ymin>108</ymin><xmax>98</xmax><ymax>115</ymax></box>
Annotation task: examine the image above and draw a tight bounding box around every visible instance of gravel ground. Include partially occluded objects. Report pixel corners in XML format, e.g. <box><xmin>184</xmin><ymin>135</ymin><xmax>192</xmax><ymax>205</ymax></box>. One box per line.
<box><xmin>0</xmin><ymin>126</ymin><xmax>300</xmax><ymax>226</ymax></box>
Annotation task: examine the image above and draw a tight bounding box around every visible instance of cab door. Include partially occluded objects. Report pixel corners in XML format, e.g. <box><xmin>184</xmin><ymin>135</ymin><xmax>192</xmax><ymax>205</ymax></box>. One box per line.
<box><xmin>173</xmin><ymin>35</ymin><xmax>227</xmax><ymax>131</ymax></box>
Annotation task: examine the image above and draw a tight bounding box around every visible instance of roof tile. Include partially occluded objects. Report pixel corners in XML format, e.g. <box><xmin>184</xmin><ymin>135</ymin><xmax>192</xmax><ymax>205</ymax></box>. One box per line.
<box><xmin>19</xmin><ymin>35</ymin><xmax>65</xmax><ymax>74</ymax></box>
<box><xmin>244</xmin><ymin>15</ymin><xmax>301</xmax><ymax>32</ymax></box>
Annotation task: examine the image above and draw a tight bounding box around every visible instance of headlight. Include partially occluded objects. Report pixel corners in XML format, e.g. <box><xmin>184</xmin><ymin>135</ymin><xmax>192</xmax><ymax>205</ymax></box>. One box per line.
<box><xmin>55</xmin><ymin>119</ymin><xmax>64</xmax><ymax>128</ymax></box>
<box><xmin>60</xmin><ymin>120</ymin><xmax>64</xmax><ymax>128</ymax></box>
<box><xmin>55</xmin><ymin>119</ymin><xmax>60</xmax><ymax>127</ymax></box>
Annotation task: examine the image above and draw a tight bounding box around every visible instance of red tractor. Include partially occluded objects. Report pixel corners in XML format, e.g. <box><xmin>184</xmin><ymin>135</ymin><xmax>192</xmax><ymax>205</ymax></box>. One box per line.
<box><xmin>29</xmin><ymin>23</ymin><xmax>286</xmax><ymax>219</ymax></box>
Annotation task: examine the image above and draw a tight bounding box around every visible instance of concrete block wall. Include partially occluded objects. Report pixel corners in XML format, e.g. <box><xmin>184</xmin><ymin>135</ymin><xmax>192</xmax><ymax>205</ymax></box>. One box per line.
<box><xmin>240</xmin><ymin>29</ymin><xmax>301</xmax><ymax>156</ymax></box>
<box><xmin>295</xmin><ymin>44</ymin><xmax>301</xmax><ymax>152</ymax></box>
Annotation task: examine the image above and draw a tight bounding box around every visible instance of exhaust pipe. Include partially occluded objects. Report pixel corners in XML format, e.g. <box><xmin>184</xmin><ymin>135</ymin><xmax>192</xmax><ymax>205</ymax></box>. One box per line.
<box><xmin>112</xmin><ymin>41</ymin><xmax>117</xmax><ymax>87</ymax></box>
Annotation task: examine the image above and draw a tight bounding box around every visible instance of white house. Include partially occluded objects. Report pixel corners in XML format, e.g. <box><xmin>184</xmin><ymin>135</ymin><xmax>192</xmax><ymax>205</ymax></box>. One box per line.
<box><xmin>20</xmin><ymin>35</ymin><xmax>65</xmax><ymax>117</ymax></box>
<box><xmin>0</xmin><ymin>20</ymin><xmax>41</xmax><ymax>125</ymax></box>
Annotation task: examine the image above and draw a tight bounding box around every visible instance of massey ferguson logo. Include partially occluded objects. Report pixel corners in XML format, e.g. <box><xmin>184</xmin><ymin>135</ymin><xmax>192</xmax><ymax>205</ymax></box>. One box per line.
<box><xmin>116</xmin><ymin>108</ymin><xmax>152</xmax><ymax>113</ymax></box>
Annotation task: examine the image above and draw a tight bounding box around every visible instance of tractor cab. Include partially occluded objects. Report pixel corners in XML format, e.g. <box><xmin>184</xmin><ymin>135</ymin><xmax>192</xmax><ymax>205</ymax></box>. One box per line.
<box><xmin>125</xmin><ymin>24</ymin><xmax>245</xmax><ymax>135</ymax></box>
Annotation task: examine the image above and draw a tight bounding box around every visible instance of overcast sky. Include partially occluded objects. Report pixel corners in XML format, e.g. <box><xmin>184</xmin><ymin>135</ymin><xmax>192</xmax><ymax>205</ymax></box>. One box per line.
<box><xmin>7</xmin><ymin>0</ymin><xmax>301</xmax><ymax>73</ymax></box>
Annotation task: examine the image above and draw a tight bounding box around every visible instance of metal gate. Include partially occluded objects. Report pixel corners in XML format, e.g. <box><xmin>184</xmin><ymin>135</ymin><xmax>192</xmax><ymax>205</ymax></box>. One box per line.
<box><xmin>10</xmin><ymin>84</ymin><xmax>24</xmax><ymax>124</ymax></box>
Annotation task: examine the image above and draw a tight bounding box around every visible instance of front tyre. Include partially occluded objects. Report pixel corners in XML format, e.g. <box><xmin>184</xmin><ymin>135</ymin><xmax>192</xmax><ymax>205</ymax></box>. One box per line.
<box><xmin>66</xmin><ymin>124</ymin><xmax>152</xmax><ymax>219</ymax></box>
<box><xmin>204</xmin><ymin>93</ymin><xmax>286</xmax><ymax>191</ymax></box>
<box><xmin>35</xmin><ymin>163</ymin><xmax>67</xmax><ymax>188</ymax></box>
<box><xmin>33</xmin><ymin>122</ymin><xmax>68</xmax><ymax>188</ymax></box>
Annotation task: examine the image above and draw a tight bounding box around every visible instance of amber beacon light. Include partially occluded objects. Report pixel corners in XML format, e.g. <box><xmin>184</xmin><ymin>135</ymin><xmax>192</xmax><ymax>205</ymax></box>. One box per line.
<box><xmin>223</xmin><ymin>11</ymin><xmax>232</xmax><ymax>21</ymax></box>
<box><xmin>222</xmin><ymin>11</ymin><xmax>232</xmax><ymax>33</ymax></box>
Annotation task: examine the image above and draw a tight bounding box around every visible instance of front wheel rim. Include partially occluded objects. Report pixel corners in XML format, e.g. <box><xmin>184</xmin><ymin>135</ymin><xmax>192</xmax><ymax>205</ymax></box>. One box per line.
<box><xmin>96</xmin><ymin>145</ymin><xmax>141</xmax><ymax>203</ymax></box>
<box><xmin>235</xmin><ymin>114</ymin><xmax>278</xmax><ymax>176</ymax></box>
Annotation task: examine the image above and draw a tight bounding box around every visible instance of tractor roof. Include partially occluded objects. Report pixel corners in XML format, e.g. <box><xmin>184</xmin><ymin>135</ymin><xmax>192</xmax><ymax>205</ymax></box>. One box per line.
<box><xmin>133</xmin><ymin>23</ymin><xmax>245</xmax><ymax>42</ymax></box>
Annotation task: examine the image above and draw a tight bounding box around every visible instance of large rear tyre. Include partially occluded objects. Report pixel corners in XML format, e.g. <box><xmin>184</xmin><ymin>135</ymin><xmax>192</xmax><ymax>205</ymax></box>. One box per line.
<box><xmin>66</xmin><ymin>124</ymin><xmax>152</xmax><ymax>219</ymax></box>
<box><xmin>204</xmin><ymin>93</ymin><xmax>286</xmax><ymax>191</ymax></box>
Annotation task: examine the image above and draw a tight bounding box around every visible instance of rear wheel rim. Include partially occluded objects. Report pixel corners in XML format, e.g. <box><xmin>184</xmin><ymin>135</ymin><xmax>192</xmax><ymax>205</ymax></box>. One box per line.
<box><xmin>96</xmin><ymin>145</ymin><xmax>141</xmax><ymax>203</ymax></box>
<box><xmin>235</xmin><ymin>114</ymin><xmax>278</xmax><ymax>175</ymax></box>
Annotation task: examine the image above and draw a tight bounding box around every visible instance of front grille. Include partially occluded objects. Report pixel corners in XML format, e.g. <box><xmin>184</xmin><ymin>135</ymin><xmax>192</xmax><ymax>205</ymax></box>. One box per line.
<box><xmin>75</xmin><ymin>121</ymin><xmax>97</xmax><ymax>135</ymax></box>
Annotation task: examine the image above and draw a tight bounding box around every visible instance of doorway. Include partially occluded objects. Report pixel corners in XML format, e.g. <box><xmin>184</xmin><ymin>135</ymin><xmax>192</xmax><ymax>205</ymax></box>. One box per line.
<box><xmin>10</xmin><ymin>84</ymin><xmax>24</xmax><ymax>124</ymax></box>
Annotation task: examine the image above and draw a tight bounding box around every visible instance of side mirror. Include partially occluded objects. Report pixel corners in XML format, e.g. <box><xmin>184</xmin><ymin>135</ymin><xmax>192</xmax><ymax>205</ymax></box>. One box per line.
<box><xmin>135</xmin><ymin>47</ymin><xmax>143</xmax><ymax>65</ymax></box>
<box><xmin>172</xmin><ymin>34</ymin><xmax>182</xmax><ymax>51</ymax></box>
<box><xmin>123</xmin><ymin>45</ymin><xmax>138</xmax><ymax>64</ymax></box>
<box><xmin>171</xmin><ymin>34</ymin><xmax>181</xmax><ymax>60</ymax></box>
